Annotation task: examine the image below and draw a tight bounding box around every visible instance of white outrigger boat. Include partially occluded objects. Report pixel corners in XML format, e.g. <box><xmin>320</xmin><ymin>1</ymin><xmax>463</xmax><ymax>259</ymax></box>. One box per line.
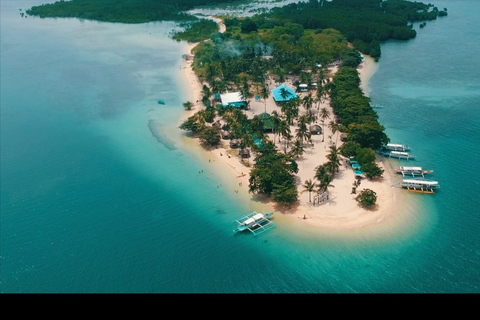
<box><xmin>401</xmin><ymin>179</ymin><xmax>440</xmax><ymax>194</ymax></box>
<box><xmin>394</xmin><ymin>166</ymin><xmax>433</xmax><ymax>177</ymax></box>
<box><xmin>384</xmin><ymin>151</ymin><xmax>415</xmax><ymax>160</ymax></box>
<box><xmin>234</xmin><ymin>211</ymin><xmax>275</xmax><ymax>235</ymax></box>
<box><xmin>382</xmin><ymin>143</ymin><xmax>410</xmax><ymax>152</ymax></box>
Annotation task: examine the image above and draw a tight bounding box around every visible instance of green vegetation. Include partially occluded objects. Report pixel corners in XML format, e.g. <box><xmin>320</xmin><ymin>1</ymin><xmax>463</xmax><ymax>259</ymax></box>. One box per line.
<box><xmin>264</xmin><ymin>0</ymin><xmax>447</xmax><ymax>59</ymax></box>
<box><xmin>355</xmin><ymin>188</ymin><xmax>377</xmax><ymax>207</ymax></box>
<box><xmin>26</xmin><ymin>0</ymin><xmax>239</xmax><ymax>23</ymax></box>
<box><xmin>249</xmin><ymin>141</ymin><xmax>299</xmax><ymax>205</ymax></box>
<box><xmin>172</xmin><ymin>19</ymin><xmax>219</xmax><ymax>42</ymax></box>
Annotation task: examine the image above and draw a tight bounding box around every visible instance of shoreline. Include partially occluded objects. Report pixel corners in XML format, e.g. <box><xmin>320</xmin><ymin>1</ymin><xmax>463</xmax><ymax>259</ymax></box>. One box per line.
<box><xmin>176</xmin><ymin>36</ymin><xmax>409</xmax><ymax>236</ymax></box>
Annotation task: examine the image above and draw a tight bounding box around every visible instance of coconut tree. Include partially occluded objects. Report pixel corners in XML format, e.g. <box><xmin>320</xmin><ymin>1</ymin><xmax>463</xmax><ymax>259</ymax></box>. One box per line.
<box><xmin>260</xmin><ymin>83</ymin><xmax>269</xmax><ymax>114</ymax></box>
<box><xmin>326</xmin><ymin>145</ymin><xmax>341</xmax><ymax>174</ymax></box>
<box><xmin>328</xmin><ymin>120</ymin><xmax>339</xmax><ymax>145</ymax></box>
<box><xmin>279</xmin><ymin>87</ymin><xmax>291</xmax><ymax>101</ymax></box>
<box><xmin>290</xmin><ymin>138</ymin><xmax>305</xmax><ymax>159</ymax></box>
<box><xmin>319</xmin><ymin>107</ymin><xmax>330</xmax><ymax>142</ymax></box>
<box><xmin>302</xmin><ymin>93</ymin><xmax>314</xmax><ymax>113</ymax></box>
<box><xmin>271</xmin><ymin>110</ymin><xmax>282</xmax><ymax>144</ymax></box>
<box><xmin>302</xmin><ymin>179</ymin><xmax>316</xmax><ymax>202</ymax></box>
<box><xmin>182</xmin><ymin>101</ymin><xmax>193</xmax><ymax>110</ymax></box>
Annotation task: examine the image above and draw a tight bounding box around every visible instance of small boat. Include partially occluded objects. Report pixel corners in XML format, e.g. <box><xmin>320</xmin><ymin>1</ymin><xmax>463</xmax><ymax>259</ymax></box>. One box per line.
<box><xmin>157</xmin><ymin>100</ymin><xmax>165</xmax><ymax>105</ymax></box>
<box><xmin>394</xmin><ymin>166</ymin><xmax>433</xmax><ymax>177</ymax></box>
<box><xmin>401</xmin><ymin>179</ymin><xmax>439</xmax><ymax>193</ymax></box>
<box><xmin>382</xmin><ymin>143</ymin><xmax>410</xmax><ymax>152</ymax></box>
<box><xmin>234</xmin><ymin>211</ymin><xmax>275</xmax><ymax>235</ymax></box>
<box><xmin>385</xmin><ymin>151</ymin><xmax>415</xmax><ymax>160</ymax></box>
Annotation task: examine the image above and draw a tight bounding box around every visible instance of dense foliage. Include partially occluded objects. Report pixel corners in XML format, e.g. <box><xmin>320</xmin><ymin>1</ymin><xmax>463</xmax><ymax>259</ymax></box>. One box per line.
<box><xmin>264</xmin><ymin>0</ymin><xmax>447</xmax><ymax>59</ymax></box>
<box><xmin>172</xmin><ymin>19</ymin><xmax>219</xmax><ymax>42</ymax></box>
<box><xmin>330</xmin><ymin>66</ymin><xmax>389</xmax><ymax>150</ymax></box>
<box><xmin>249</xmin><ymin>141</ymin><xmax>299</xmax><ymax>205</ymax></box>
<box><xmin>26</xmin><ymin>0</ymin><xmax>240</xmax><ymax>23</ymax></box>
<box><xmin>355</xmin><ymin>188</ymin><xmax>377</xmax><ymax>207</ymax></box>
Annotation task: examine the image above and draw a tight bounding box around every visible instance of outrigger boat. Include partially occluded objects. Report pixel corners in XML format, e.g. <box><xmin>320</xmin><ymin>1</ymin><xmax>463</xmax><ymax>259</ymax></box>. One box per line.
<box><xmin>401</xmin><ymin>179</ymin><xmax>439</xmax><ymax>194</ymax></box>
<box><xmin>394</xmin><ymin>166</ymin><xmax>433</xmax><ymax>177</ymax></box>
<box><xmin>381</xmin><ymin>143</ymin><xmax>410</xmax><ymax>152</ymax></box>
<box><xmin>384</xmin><ymin>151</ymin><xmax>415</xmax><ymax>160</ymax></box>
<box><xmin>234</xmin><ymin>211</ymin><xmax>275</xmax><ymax>235</ymax></box>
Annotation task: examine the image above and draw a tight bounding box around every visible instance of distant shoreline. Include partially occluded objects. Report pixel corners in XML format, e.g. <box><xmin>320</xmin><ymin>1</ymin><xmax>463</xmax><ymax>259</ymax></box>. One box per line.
<box><xmin>175</xmin><ymin>18</ymin><xmax>409</xmax><ymax>236</ymax></box>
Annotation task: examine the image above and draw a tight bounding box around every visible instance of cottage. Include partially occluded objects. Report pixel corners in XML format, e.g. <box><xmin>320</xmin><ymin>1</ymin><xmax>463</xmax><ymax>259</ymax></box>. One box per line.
<box><xmin>271</xmin><ymin>83</ymin><xmax>297</xmax><ymax>104</ymax></box>
<box><xmin>258</xmin><ymin>112</ymin><xmax>274</xmax><ymax>131</ymax></box>
<box><xmin>239</xmin><ymin>148</ymin><xmax>251</xmax><ymax>158</ymax></box>
<box><xmin>309</xmin><ymin>124</ymin><xmax>322</xmax><ymax>135</ymax></box>
<box><xmin>230</xmin><ymin>139</ymin><xmax>240</xmax><ymax>148</ymax></box>
<box><xmin>220</xmin><ymin>92</ymin><xmax>247</xmax><ymax>109</ymax></box>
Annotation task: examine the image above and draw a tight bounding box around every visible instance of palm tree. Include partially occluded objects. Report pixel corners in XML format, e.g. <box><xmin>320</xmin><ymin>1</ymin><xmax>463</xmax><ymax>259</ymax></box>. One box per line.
<box><xmin>328</xmin><ymin>120</ymin><xmax>339</xmax><ymax>145</ymax></box>
<box><xmin>319</xmin><ymin>107</ymin><xmax>330</xmax><ymax>142</ymax></box>
<box><xmin>302</xmin><ymin>93</ymin><xmax>314</xmax><ymax>112</ymax></box>
<box><xmin>302</xmin><ymin>179</ymin><xmax>316</xmax><ymax>202</ymax></box>
<box><xmin>317</xmin><ymin>174</ymin><xmax>334</xmax><ymax>193</ymax></box>
<box><xmin>279</xmin><ymin>87</ymin><xmax>291</xmax><ymax>101</ymax></box>
<box><xmin>182</xmin><ymin>101</ymin><xmax>193</xmax><ymax>110</ymax></box>
<box><xmin>290</xmin><ymin>138</ymin><xmax>305</xmax><ymax>159</ymax></box>
<box><xmin>260</xmin><ymin>83</ymin><xmax>269</xmax><ymax>114</ymax></box>
<box><xmin>326</xmin><ymin>145</ymin><xmax>341</xmax><ymax>174</ymax></box>
<box><xmin>277</xmin><ymin>119</ymin><xmax>291</xmax><ymax>153</ymax></box>
<box><xmin>271</xmin><ymin>110</ymin><xmax>281</xmax><ymax>144</ymax></box>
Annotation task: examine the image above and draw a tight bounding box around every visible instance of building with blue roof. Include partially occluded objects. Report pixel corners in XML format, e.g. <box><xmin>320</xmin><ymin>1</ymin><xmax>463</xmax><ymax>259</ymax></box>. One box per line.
<box><xmin>271</xmin><ymin>83</ymin><xmax>297</xmax><ymax>103</ymax></box>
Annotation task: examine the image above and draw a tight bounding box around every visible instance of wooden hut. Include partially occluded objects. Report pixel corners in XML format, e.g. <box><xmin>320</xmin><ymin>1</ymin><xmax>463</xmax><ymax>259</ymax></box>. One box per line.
<box><xmin>309</xmin><ymin>124</ymin><xmax>322</xmax><ymax>135</ymax></box>
<box><xmin>230</xmin><ymin>139</ymin><xmax>240</xmax><ymax>148</ymax></box>
<box><xmin>340</xmin><ymin>133</ymin><xmax>348</xmax><ymax>142</ymax></box>
<box><xmin>239</xmin><ymin>148</ymin><xmax>251</xmax><ymax>158</ymax></box>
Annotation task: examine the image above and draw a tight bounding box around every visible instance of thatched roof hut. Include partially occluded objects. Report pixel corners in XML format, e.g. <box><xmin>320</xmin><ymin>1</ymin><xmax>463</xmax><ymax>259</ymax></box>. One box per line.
<box><xmin>221</xmin><ymin>130</ymin><xmax>230</xmax><ymax>139</ymax></box>
<box><xmin>340</xmin><ymin>133</ymin><xmax>348</xmax><ymax>142</ymax></box>
<box><xmin>230</xmin><ymin>139</ymin><xmax>240</xmax><ymax>148</ymax></box>
<box><xmin>309</xmin><ymin>124</ymin><xmax>322</xmax><ymax>135</ymax></box>
<box><xmin>239</xmin><ymin>148</ymin><xmax>250</xmax><ymax>158</ymax></box>
<box><xmin>258</xmin><ymin>112</ymin><xmax>274</xmax><ymax>131</ymax></box>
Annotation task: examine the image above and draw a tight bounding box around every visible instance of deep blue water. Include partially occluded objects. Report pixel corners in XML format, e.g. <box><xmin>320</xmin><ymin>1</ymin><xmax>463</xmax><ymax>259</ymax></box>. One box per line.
<box><xmin>1</xmin><ymin>0</ymin><xmax>479</xmax><ymax>293</ymax></box>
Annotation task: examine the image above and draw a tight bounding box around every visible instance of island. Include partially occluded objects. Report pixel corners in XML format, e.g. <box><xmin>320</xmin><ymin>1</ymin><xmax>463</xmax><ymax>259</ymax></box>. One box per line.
<box><xmin>27</xmin><ymin>0</ymin><xmax>448</xmax><ymax>232</ymax></box>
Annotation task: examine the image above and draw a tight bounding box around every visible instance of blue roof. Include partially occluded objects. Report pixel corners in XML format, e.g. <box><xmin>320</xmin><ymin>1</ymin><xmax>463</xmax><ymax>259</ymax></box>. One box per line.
<box><xmin>271</xmin><ymin>84</ymin><xmax>297</xmax><ymax>102</ymax></box>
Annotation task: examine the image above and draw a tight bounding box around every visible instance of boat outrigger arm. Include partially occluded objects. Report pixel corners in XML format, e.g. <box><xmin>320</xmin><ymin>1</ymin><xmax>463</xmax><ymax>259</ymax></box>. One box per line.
<box><xmin>234</xmin><ymin>211</ymin><xmax>275</xmax><ymax>235</ymax></box>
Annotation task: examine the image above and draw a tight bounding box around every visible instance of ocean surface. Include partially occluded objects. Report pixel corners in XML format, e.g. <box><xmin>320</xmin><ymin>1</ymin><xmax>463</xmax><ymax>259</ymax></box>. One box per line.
<box><xmin>1</xmin><ymin>0</ymin><xmax>479</xmax><ymax>293</ymax></box>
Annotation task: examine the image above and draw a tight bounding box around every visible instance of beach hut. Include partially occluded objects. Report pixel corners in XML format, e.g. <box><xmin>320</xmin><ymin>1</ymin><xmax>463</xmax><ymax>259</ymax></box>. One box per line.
<box><xmin>271</xmin><ymin>83</ymin><xmax>297</xmax><ymax>103</ymax></box>
<box><xmin>340</xmin><ymin>133</ymin><xmax>348</xmax><ymax>142</ymax></box>
<box><xmin>258</xmin><ymin>112</ymin><xmax>274</xmax><ymax>131</ymax></box>
<box><xmin>221</xmin><ymin>130</ymin><xmax>230</xmax><ymax>140</ymax></box>
<box><xmin>220</xmin><ymin>92</ymin><xmax>247</xmax><ymax>109</ymax></box>
<box><xmin>230</xmin><ymin>139</ymin><xmax>240</xmax><ymax>148</ymax></box>
<box><xmin>240</xmin><ymin>148</ymin><xmax>251</xmax><ymax>158</ymax></box>
<box><xmin>309</xmin><ymin>124</ymin><xmax>322</xmax><ymax>135</ymax></box>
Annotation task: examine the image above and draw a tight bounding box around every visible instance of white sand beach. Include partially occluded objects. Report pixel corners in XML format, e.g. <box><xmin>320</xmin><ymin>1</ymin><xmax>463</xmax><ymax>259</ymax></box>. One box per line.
<box><xmin>178</xmin><ymin>38</ymin><xmax>405</xmax><ymax>234</ymax></box>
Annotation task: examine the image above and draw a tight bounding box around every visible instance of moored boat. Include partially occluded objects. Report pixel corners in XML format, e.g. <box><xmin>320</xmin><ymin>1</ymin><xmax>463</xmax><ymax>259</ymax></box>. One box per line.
<box><xmin>234</xmin><ymin>211</ymin><xmax>275</xmax><ymax>235</ymax></box>
<box><xmin>382</xmin><ymin>143</ymin><xmax>410</xmax><ymax>152</ymax></box>
<box><xmin>401</xmin><ymin>179</ymin><xmax>439</xmax><ymax>193</ymax></box>
<box><xmin>394</xmin><ymin>166</ymin><xmax>433</xmax><ymax>177</ymax></box>
<box><xmin>384</xmin><ymin>151</ymin><xmax>415</xmax><ymax>160</ymax></box>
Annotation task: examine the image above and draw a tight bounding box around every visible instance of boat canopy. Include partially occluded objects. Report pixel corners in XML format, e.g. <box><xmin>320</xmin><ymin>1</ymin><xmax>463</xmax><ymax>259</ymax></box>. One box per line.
<box><xmin>403</xmin><ymin>179</ymin><xmax>439</xmax><ymax>186</ymax></box>
<box><xmin>400</xmin><ymin>166</ymin><xmax>423</xmax><ymax>171</ymax></box>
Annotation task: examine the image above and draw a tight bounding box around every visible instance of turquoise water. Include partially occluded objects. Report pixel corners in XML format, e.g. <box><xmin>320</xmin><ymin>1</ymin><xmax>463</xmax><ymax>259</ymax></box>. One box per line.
<box><xmin>1</xmin><ymin>0</ymin><xmax>479</xmax><ymax>293</ymax></box>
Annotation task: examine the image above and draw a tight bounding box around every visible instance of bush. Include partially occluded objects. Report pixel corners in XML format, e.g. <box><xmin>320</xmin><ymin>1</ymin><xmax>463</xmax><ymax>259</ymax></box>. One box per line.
<box><xmin>355</xmin><ymin>188</ymin><xmax>377</xmax><ymax>207</ymax></box>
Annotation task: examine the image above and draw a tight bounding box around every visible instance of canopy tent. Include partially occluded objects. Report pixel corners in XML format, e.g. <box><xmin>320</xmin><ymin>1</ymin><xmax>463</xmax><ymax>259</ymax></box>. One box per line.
<box><xmin>271</xmin><ymin>84</ymin><xmax>297</xmax><ymax>103</ymax></box>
